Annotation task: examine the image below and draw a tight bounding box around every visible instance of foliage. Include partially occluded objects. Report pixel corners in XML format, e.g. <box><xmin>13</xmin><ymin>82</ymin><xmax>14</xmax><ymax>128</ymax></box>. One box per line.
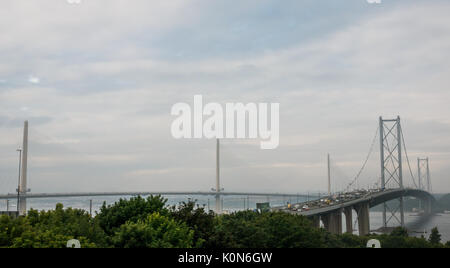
<box><xmin>169</xmin><ymin>201</ymin><xmax>215</xmax><ymax>248</ymax></box>
<box><xmin>209</xmin><ymin>210</ymin><xmax>345</xmax><ymax>248</ymax></box>
<box><xmin>0</xmin><ymin>215</ymin><xmax>31</xmax><ymax>248</ymax></box>
<box><xmin>11</xmin><ymin>229</ymin><xmax>95</xmax><ymax>248</ymax></box>
<box><xmin>390</xmin><ymin>227</ymin><xmax>409</xmax><ymax>238</ymax></box>
<box><xmin>0</xmin><ymin>204</ymin><xmax>103</xmax><ymax>248</ymax></box>
<box><xmin>27</xmin><ymin>204</ymin><xmax>107</xmax><ymax>246</ymax></box>
<box><xmin>96</xmin><ymin>195</ymin><xmax>169</xmax><ymax>236</ymax></box>
<box><xmin>429</xmin><ymin>227</ymin><xmax>442</xmax><ymax>245</ymax></box>
<box><xmin>365</xmin><ymin>227</ymin><xmax>438</xmax><ymax>248</ymax></box>
<box><xmin>112</xmin><ymin>213</ymin><xmax>195</xmax><ymax>248</ymax></box>
<box><xmin>1</xmin><ymin>196</ymin><xmax>449</xmax><ymax>248</ymax></box>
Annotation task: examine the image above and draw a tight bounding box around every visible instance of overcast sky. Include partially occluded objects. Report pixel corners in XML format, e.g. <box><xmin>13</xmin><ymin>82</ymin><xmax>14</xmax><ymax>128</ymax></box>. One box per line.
<box><xmin>0</xmin><ymin>0</ymin><xmax>449</xmax><ymax>195</ymax></box>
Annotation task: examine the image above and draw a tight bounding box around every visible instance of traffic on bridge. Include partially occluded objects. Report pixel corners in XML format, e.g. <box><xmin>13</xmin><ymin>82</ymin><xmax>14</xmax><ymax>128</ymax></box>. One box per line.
<box><xmin>273</xmin><ymin>188</ymin><xmax>435</xmax><ymax>236</ymax></box>
<box><xmin>276</xmin><ymin>189</ymin><xmax>382</xmax><ymax>214</ymax></box>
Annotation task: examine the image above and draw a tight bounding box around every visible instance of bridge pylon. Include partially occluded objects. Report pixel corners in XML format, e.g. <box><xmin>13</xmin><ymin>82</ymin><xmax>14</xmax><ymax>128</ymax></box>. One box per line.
<box><xmin>417</xmin><ymin>158</ymin><xmax>431</xmax><ymax>193</ymax></box>
<box><xmin>18</xmin><ymin>121</ymin><xmax>29</xmax><ymax>216</ymax></box>
<box><xmin>379</xmin><ymin>116</ymin><xmax>405</xmax><ymax>228</ymax></box>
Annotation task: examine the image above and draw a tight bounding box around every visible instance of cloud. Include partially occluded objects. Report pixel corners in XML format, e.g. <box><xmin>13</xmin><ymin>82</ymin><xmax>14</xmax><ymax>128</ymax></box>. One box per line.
<box><xmin>28</xmin><ymin>75</ymin><xmax>40</xmax><ymax>84</ymax></box>
<box><xmin>0</xmin><ymin>1</ymin><xmax>449</xmax><ymax>194</ymax></box>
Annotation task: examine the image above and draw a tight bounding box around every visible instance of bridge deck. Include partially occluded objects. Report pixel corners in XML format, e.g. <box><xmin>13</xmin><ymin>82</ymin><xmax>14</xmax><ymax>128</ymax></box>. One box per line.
<box><xmin>273</xmin><ymin>188</ymin><xmax>435</xmax><ymax>217</ymax></box>
<box><xmin>0</xmin><ymin>191</ymin><xmax>317</xmax><ymax>200</ymax></box>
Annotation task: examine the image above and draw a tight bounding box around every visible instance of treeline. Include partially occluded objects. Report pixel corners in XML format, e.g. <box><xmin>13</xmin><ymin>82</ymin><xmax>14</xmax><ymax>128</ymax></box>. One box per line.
<box><xmin>0</xmin><ymin>195</ymin><xmax>449</xmax><ymax>248</ymax></box>
<box><xmin>372</xmin><ymin>194</ymin><xmax>450</xmax><ymax>213</ymax></box>
<box><xmin>436</xmin><ymin>194</ymin><xmax>450</xmax><ymax>212</ymax></box>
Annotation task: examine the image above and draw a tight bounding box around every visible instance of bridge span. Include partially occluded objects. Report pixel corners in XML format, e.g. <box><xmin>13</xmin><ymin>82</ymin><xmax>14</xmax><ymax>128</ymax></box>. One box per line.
<box><xmin>273</xmin><ymin>188</ymin><xmax>436</xmax><ymax>236</ymax></box>
<box><xmin>0</xmin><ymin>191</ymin><xmax>316</xmax><ymax>200</ymax></box>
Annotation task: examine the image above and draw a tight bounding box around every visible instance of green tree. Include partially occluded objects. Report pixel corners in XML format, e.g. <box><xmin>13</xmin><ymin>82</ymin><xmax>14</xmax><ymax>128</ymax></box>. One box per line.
<box><xmin>1</xmin><ymin>204</ymin><xmax>104</xmax><ymax>248</ymax></box>
<box><xmin>112</xmin><ymin>213</ymin><xmax>195</xmax><ymax>248</ymax></box>
<box><xmin>170</xmin><ymin>201</ymin><xmax>215</xmax><ymax>247</ymax></box>
<box><xmin>0</xmin><ymin>215</ymin><xmax>31</xmax><ymax>248</ymax></box>
<box><xmin>26</xmin><ymin>204</ymin><xmax>107</xmax><ymax>247</ymax></box>
<box><xmin>390</xmin><ymin>227</ymin><xmax>409</xmax><ymax>238</ymax></box>
<box><xmin>429</xmin><ymin>227</ymin><xmax>441</xmax><ymax>245</ymax></box>
<box><xmin>11</xmin><ymin>229</ymin><xmax>95</xmax><ymax>248</ymax></box>
<box><xmin>96</xmin><ymin>195</ymin><xmax>169</xmax><ymax>236</ymax></box>
<box><xmin>339</xmin><ymin>233</ymin><xmax>366</xmax><ymax>248</ymax></box>
<box><xmin>211</xmin><ymin>211</ymin><xmax>344</xmax><ymax>248</ymax></box>
<box><xmin>369</xmin><ymin>228</ymin><xmax>433</xmax><ymax>248</ymax></box>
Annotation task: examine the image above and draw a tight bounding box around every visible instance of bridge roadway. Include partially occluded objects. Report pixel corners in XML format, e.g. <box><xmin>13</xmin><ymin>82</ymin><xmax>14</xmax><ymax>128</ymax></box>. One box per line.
<box><xmin>0</xmin><ymin>191</ymin><xmax>317</xmax><ymax>200</ymax></box>
<box><xmin>273</xmin><ymin>188</ymin><xmax>436</xmax><ymax>236</ymax></box>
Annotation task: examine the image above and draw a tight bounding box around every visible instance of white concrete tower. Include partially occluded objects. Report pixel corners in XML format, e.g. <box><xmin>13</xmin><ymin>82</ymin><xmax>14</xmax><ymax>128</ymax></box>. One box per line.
<box><xmin>19</xmin><ymin>121</ymin><xmax>28</xmax><ymax>215</ymax></box>
<box><xmin>327</xmin><ymin>153</ymin><xmax>331</xmax><ymax>196</ymax></box>
<box><xmin>215</xmin><ymin>139</ymin><xmax>222</xmax><ymax>214</ymax></box>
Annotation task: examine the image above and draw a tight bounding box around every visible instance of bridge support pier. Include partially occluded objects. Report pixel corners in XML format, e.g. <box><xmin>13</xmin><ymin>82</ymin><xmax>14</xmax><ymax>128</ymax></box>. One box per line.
<box><xmin>334</xmin><ymin>211</ymin><xmax>343</xmax><ymax>235</ymax></box>
<box><xmin>356</xmin><ymin>202</ymin><xmax>370</xmax><ymax>236</ymax></box>
<box><xmin>344</xmin><ymin>207</ymin><xmax>353</xmax><ymax>234</ymax></box>
<box><xmin>311</xmin><ymin>216</ymin><xmax>321</xmax><ymax>228</ymax></box>
<box><xmin>321</xmin><ymin>214</ymin><xmax>330</xmax><ymax>232</ymax></box>
<box><xmin>424</xmin><ymin>198</ymin><xmax>432</xmax><ymax>215</ymax></box>
<box><xmin>322</xmin><ymin>214</ymin><xmax>334</xmax><ymax>234</ymax></box>
<box><xmin>322</xmin><ymin>211</ymin><xmax>342</xmax><ymax>235</ymax></box>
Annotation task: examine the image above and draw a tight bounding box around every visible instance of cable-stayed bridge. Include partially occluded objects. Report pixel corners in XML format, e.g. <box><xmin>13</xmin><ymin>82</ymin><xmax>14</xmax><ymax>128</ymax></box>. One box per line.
<box><xmin>0</xmin><ymin>191</ymin><xmax>313</xmax><ymax>200</ymax></box>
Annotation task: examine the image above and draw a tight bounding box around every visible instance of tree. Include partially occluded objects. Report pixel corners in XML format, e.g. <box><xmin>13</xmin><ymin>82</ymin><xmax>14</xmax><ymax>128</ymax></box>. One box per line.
<box><xmin>429</xmin><ymin>227</ymin><xmax>441</xmax><ymax>245</ymax></box>
<box><xmin>0</xmin><ymin>215</ymin><xmax>31</xmax><ymax>247</ymax></box>
<box><xmin>390</xmin><ymin>227</ymin><xmax>409</xmax><ymax>238</ymax></box>
<box><xmin>26</xmin><ymin>204</ymin><xmax>107</xmax><ymax>247</ymax></box>
<box><xmin>339</xmin><ymin>233</ymin><xmax>366</xmax><ymax>248</ymax></box>
<box><xmin>211</xmin><ymin>211</ymin><xmax>344</xmax><ymax>248</ymax></box>
<box><xmin>96</xmin><ymin>195</ymin><xmax>169</xmax><ymax>236</ymax></box>
<box><xmin>372</xmin><ymin>228</ymin><xmax>434</xmax><ymax>248</ymax></box>
<box><xmin>1</xmin><ymin>204</ymin><xmax>104</xmax><ymax>248</ymax></box>
<box><xmin>11</xmin><ymin>229</ymin><xmax>95</xmax><ymax>248</ymax></box>
<box><xmin>170</xmin><ymin>201</ymin><xmax>215</xmax><ymax>247</ymax></box>
<box><xmin>112</xmin><ymin>213</ymin><xmax>195</xmax><ymax>248</ymax></box>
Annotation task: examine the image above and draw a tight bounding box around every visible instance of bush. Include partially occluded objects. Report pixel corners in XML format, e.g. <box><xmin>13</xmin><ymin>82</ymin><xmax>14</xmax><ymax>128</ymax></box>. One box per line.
<box><xmin>0</xmin><ymin>204</ymin><xmax>104</xmax><ymax>248</ymax></box>
<box><xmin>112</xmin><ymin>213</ymin><xmax>195</xmax><ymax>248</ymax></box>
<box><xmin>96</xmin><ymin>195</ymin><xmax>169</xmax><ymax>236</ymax></box>
<box><xmin>170</xmin><ymin>201</ymin><xmax>215</xmax><ymax>248</ymax></box>
<box><xmin>2</xmin><ymin>196</ymin><xmax>448</xmax><ymax>248</ymax></box>
<box><xmin>429</xmin><ymin>227</ymin><xmax>442</xmax><ymax>245</ymax></box>
<box><xmin>211</xmin><ymin>211</ymin><xmax>344</xmax><ymax>248</ymax></box>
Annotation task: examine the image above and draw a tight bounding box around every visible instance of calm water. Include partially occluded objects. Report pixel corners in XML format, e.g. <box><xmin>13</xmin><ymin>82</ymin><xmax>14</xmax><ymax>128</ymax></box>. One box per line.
<box><xmin>2</xmin><ymin>195</ymin><xmax>449</xmax><ymax>242</ymax></box>
<box><xmin>370</xmin><ymin>211</ymin><xmax>450</xmax><ymax>242</ymax></box>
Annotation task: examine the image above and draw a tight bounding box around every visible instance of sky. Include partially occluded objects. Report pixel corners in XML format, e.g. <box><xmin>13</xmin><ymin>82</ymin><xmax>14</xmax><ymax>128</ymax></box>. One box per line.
<box><xmin>0</xmin><ymin>0</ymin><xmax>450</xmax><ymax>194</ymax></box>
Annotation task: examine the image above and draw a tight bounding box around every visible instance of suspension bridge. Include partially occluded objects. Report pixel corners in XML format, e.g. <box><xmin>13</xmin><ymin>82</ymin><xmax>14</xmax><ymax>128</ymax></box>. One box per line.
<box><xmin>0</xmin><ymin>116</ymin><xmax>435</xmax><ymax>236</ymax></box>
<box><xmin>273</xmin><ymin>116</ymin><xmax>435</xmax><ymax>235</ymax></box>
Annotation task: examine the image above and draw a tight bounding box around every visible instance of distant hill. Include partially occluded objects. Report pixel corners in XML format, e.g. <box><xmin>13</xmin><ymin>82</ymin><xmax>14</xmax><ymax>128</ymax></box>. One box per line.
<box><xmin>436</xmin><ymin>194</ymin><xmax>450</xmax><ymax>212</ymax></box>
<box><xmin>371</xmin><ymin>194</ymin><xmax>450</xmax><ymax>213</ymax></box>
<box><xmin>372</xmin><ymin>197</ymin><xmax>421</xmax><ymax>212</ymax></box>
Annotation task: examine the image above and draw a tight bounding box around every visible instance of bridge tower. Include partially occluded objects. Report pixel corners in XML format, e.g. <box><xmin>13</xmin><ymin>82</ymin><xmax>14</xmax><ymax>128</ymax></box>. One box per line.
<box><xmin>19</xmin><ymin>121</ymin><xmax>29</xmax><ymax>216</ymax></box>
<box><xmin>214</xmin><ymin>139</ymin><xmax>222</xmax><ymax>214</ymax></box>
<box><xmin>379</xmin><ymin>116</ymin><xmax>405</xmax><ymax>228</ymax></box>
<box><xmin>327</xmin><ymin>153</ymin><xmax>331</xmax><ymax>196</ymax></box>
<box><xmin>417</xmin><ymin>158</ymin><xmax>431</xmax><ymax>192</ymax></box>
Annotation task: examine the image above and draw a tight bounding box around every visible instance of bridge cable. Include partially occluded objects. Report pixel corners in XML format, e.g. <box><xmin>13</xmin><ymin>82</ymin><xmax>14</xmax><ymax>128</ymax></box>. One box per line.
<box><xmin>344</xmin><ymin>126</ymin><xmax>379</xmax><ymax>192</ymax></box>
<box><xmin>400</xmin><ymin>128</ymin><xmax>419</xmax><ymax>189</ymax></box>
